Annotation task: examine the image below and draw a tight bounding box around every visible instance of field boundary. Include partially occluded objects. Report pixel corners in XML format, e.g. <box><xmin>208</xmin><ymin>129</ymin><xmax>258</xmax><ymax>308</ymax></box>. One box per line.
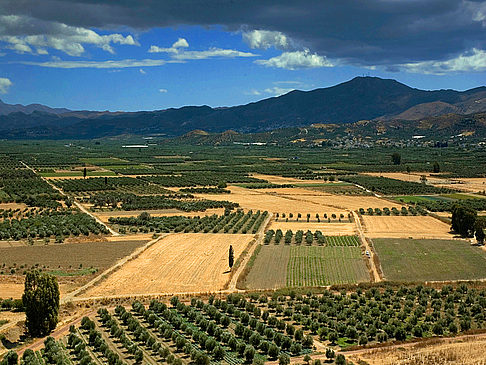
<box><xmin>63</xmin><ymin>234</ymin><xmax>166</xmax><ymax>303</ymax></box>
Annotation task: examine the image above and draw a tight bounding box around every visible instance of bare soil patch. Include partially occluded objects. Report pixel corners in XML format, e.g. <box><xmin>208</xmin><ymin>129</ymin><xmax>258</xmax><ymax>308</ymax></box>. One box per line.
<box><xmin>362</xmin><ymin>215</ymin><xmax>453</xmax><ymax>239</ymax></box>
<box><xmin>0</xmin><ymin>240</ymin><xmax>147</xmax><ymax>298</ymax></box>
<box><xmin>251</xmin><ymin>174</ymin><xmax>313</xmax><ymax>184</ymax></box>
<box><xmin>83</xmin><ymin>233</ymin><xmax>254</xmax><ymax>296</ymax></box>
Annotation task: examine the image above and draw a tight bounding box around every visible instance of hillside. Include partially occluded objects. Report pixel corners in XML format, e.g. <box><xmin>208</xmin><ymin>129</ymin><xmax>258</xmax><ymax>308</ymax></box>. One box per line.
<box><xmin>0</xmin><ymin>99</ymin><xmax>70</xmax><ymax>116</ymax></box>
<box><xmin>0</xmin><ymin>77</ymin><xmax>485</xmax><ymax>139</ymax></box>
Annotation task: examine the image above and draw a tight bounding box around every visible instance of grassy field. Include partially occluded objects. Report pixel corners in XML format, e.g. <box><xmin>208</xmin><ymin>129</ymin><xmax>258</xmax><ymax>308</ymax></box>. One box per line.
<box><xmin>286</xmin><ymin>246</ymin><xmax>369</xmax><ymax>286</ymax></box>
<box><xmin>244</xmin><ymin>245</ymin><xmax>369</xmax><ymax>289</ymax></box>
<box><xmin>373</xmin><ymin>238</ymin><xmax>486</xmax><ymax>281</ymax></box>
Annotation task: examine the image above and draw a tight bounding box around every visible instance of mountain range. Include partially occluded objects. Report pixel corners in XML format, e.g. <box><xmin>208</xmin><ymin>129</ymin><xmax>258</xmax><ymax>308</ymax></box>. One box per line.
<box><xmin>0</xmin><ymin>77</ymin><xmax>485</xmax><ymax>139</ymax></box>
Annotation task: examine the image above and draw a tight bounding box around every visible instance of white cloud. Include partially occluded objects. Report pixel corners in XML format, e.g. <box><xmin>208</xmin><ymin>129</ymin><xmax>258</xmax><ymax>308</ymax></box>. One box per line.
<box><xmin>255</xmin><ymin>49</ymin><xmax>333</xmax><ymax>70</ymax></box>
<box><xmin>172</xmin><ymin>38</ymin><xmax>189</xmax><ymax>48</ymax></box>
<box><xmin>243</xmin><ymin>30</ymin><xmax>290</xmax><ymax>50</ymax></box>
<box><xmin>0</xmin><ymin>77</ymin><xmax>12</xmax><ymax>94</ymax></box>
<box><xmin>149</xmin><ymin>38</ymin><xmax>257</xmax><ymax>60</ymax></box>
<box><xmin>400</xmin><ymin>48</ymin><xmax>486</xmax><ymax>74</ymax></box>
<box><xmin>21</xmin><ymin>58</ymin><xmax>181</xmax><ymax>69</ymax></box>
<box><xmin>139</xmin><ymin>68</ymin><xmax>146</xmax><ymax>74</ymax></box>
<box><xmin>244</xmin><ymin>89</ymin><xmax>262</xmax><ymax>96</ymax></box>
<box><xmin>0</xmin><ymin>15</ymin><xmax>138</xmax><ymax>56</ymax></box>
<box><xmin>159</xmin><ymin>88</ymin><xmax>168</xmax><ymax>93</ymax></box>
<box><xmin>171</xmin><ymin>48</ymin><xmax>256</xmax><ymax>60</ymax></box>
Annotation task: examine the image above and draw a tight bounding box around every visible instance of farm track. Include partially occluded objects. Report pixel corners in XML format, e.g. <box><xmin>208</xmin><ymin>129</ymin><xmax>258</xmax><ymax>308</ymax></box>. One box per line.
<box><xmin>63</xmin><ymin>234</ymin><xmax>167</xmax><ymax>303</ymax></box>
<box><xmin>352</xmin><ymin>210</ymin><xmax>381</xmax><ymax>282</ymax></box>
<box><xmin>227</xmin><ymin>213</ymin><xmax>272</xmax><ymax>291</ymax></box>
<box><xmin>20</xmin><ymin>160</ymin><xmax>120</xmax><ymax>236</ymax></box>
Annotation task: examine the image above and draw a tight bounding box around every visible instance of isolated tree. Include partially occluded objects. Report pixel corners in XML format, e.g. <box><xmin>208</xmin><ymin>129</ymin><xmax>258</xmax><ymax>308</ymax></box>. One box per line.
<box><xmin>406</xmin><ymin>166</ymin><xmax>411</xmax><ymax>174</ymax></box>
<box><xmin>433</xmin><ymin>162</ymin><xmax>440</xmax><ymax>173</ymax></box>
<box><xmin>229</xmin><ymin>245</ymin><xmax>234</xmax><ymax>269</ymax></box>
<box><xmin>218</xmin><ymin>181</ymin><xmax>227</xmax><ymax>189</ymax></box>
<box><xmin>83</xmin><ymin>167</ymin><xmax>87</xmax><ymax>179</ymax></box>
<box><xmin>475</xmin><ymin>223</ymin><xmax>485</xmax><ymax>244</ymax></box>
<box><xmin>335</xmin><ymin>354</ymin><xmax>346</xmax><ymax>365</ymax></box>
<box><xmin>104</xmin><ymin>176</ymin><xmax>108</xmax><ymax>185</ymax></box>
<box><xmin>451</xmin><ymin>205</ymin><xmax>477</xmax><ymax>237</ymax></box>
<box><xmin>325</xmin><ymin>348</ymin><xmax>335</xmax><ymax>361</ymax></box>
<box><xmin>391</xmin><ymin>152</ymin><xmax>401</xmax><ymax>165</ymax></box>
<box><xmin>23</xmin><ymin>270</ymin><xmax>60</xmax><ymax>337</ymax></box>
<box><xmin>420</xmin><ymin>175</ymin><xmax>427</xmax><ymax>184</ymax></box>
<box><xmin>278</xmin><ymin>353</ymin><xmax>290</xmax><ymax>365</ymax></box>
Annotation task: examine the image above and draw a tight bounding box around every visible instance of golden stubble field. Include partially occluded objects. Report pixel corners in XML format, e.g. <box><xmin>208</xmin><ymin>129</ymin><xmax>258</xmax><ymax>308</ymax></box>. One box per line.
<box><xmin>83</xmin><ymin>233</ymin><xmax>254</xmax><ymax>297</ymax></box>
<box><xmin>362</xmin><ymin>215</ymin><xmax>453</xmax><ymax>239</ymax></box>
<box><xmin>348</xmin><ymin>334</ymin><xmax>486</xmax><ymax>365</ymax></box>
<box><xmin>365</xmin><ymin>172</ymin><xmax>486</xmax><ymax>193</ymax></box>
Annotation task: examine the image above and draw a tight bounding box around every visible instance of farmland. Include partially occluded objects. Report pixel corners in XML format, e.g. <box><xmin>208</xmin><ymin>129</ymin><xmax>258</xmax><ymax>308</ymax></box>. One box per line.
<box><xmin>0</xmin><ymin>240</ymin><xmax>147</xmax><ymax>298</ymax></box>
<box><xmin>244</xmin><ymin>244</ymin><xmax>369</xmax><ymax>289</ymax></box>
<box><xmin>1</xmin><ymin>141</ymin><xmax>486</xmax><ymax>363</ymax></box>
<box><xmin>83</xmin><ymin>233</ymin><xmax>254</xmax><ymax>297</ymax></box>
<box><xmin>362</xmin><ymin>215</ymin><xmax>453</xmax><ymax>239</ymax></box>
<box><xmin>373</xmin><ymin>238</ymin><xmax>486</xmax><ymax>281</ymax></box>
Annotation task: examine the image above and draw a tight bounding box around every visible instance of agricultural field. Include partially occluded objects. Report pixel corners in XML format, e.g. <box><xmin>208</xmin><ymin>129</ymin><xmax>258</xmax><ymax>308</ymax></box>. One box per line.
<box><xmin>349</xmin><ymin>334</ymin><xmax>486</xmax><ymax>365</ymax></box>
<box><xmin>362</xmin><ymin>215</ymin><xmax>453</xmax><ymax>239</ymax></box>
<box><xmin>244</xmin><ymin>244</ymin><xmax>369</xmax><ymax>289</ymax></box>
<box><xmin>0</xmin><ymin>240</ymin><xmax>147</xmax><ymax>298</ymax></box>
<box><xmin>108</xmin><ymin>210</ymin><xmax>268</xmax><ymax>234</ymax></box>
<box><xmin>286</xmin><ymin>246</ymin><xmax>369</xmax><ymax>287</ymax></box>
<box><xmin>373</xmin><ymin>238</ymin><xmax>486</xmax><ymax>281</ymax></box>
<box><xmin>83</xmin><ymin>233</ymin><xmax>254</xmax><ymax>296</ymax></box>
<box><xmin>93</xmin><ymin>208</ymin><xmax>225</xmax><ymax>223</ymax></box>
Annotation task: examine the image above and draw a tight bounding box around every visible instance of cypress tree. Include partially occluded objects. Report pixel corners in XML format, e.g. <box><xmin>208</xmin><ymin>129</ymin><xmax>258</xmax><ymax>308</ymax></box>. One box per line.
<box><xmin>229</xmin><ymin>245</ymin><xmax>234</xmax><ymax>269</ymax></box>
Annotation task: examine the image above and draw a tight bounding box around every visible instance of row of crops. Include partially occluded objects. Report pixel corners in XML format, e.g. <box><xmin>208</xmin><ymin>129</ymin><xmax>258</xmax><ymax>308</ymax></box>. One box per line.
<box><xmin>87</xmin><ymin>192</ymin><xmax>238</xmax><ymax>212</ymax></box>
<box><xmin>0</xmin><ymin>210</ymin><xmax>109</xmax><ymax>241</ymax></box>
<box><xmin>340</xmin><ymin>175</ymin><xmax>455</xmax><ymax>195</ymax></box>
<box><xmin>358</xmin><ymin>206</ymin><xmax>427</xmax><ymax>216</ymax></box>
<box><xmin>409</xmin><ymin>198</ymin><xmax>486</xmax><ymax>212</ymax></box>
<box><xmin>264</xmin><ymin>230</ymin><xmax>360</xmax><ymax>247</ymax></box>
<box><xmin>108</xmin><ymin>211</ymin><xmax>269</xmax><ymax>234</ymax></box>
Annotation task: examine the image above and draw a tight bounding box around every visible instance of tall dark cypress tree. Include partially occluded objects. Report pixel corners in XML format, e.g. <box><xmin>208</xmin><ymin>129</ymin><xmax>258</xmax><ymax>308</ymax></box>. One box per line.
<box><xmin>22</xmin><ymin>270</ymin><xmax>60</xmax><ymax>337</ymax></box>
<box><xmin>229</xmin><ymin>245</ymin><xmax>234</xmax><ymax>269</ymax></box>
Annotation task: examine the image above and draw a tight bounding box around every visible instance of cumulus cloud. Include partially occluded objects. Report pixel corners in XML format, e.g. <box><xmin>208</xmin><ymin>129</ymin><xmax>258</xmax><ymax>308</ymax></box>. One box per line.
<box><xmin>400</xmin><ymin>48</ymin><xmax>486</xmax><ymax>74</ymax></box>
<box><xmin>21</xmin><ymin>59</ymin><xmax>180</xmax><ymax>69</ymax></box>
<box><xmin>255</xmin><ymin>50</ymin><xmax>332</xmax><ymax>70</ymax></box>
<box><xmin>159</xmin><ymin>88</ymin><xmax>168</xmax><ymax>93</ymax></box>
<box><xmin>0</xmin><ymin>15</ymin><xmax>138</xmax><ymax>56</ymax></box>
<box><xmin>0</xmin><ymin>77</ymin><xmax>12</xmax><ymax>94</ymax></box>
<box><xmin>139</xmin><ymin>68</ymin><xmax>146</xmax><ymax>74</ymax></box>
<box><xmin>149</xmin><ymin>38</ymin><xmax>257</xmax><ymax>60</ymax></box>
<box><xmin>243</xmin><ymin>30</ymin><xmax>290</xmax><ymax>50</ymax></box>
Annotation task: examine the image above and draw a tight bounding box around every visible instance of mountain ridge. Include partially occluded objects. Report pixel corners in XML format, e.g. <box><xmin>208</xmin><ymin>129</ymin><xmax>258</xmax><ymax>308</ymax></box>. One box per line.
<box><xmin>0</xmin><ymin>76</ymin><xmax>485</xmax><ymax>139</ymax></box>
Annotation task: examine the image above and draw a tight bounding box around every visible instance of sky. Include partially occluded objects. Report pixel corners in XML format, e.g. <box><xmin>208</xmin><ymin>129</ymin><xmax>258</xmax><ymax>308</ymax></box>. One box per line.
<box><xmin>0</xmin><ymin>0</ymin><xmax>486</xmax><ymax>111</ymax></box>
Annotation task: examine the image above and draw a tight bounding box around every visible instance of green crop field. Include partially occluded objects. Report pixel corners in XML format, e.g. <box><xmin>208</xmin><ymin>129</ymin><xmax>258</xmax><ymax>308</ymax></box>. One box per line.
<box><xmin>286</xmin><ymin>246</ymin><xmax>369</xmax><ymax>286</ymax></box>
<box><xmin>326</xmin><ymin>235</ymin><xmax>360</xmax><ymax>246</ymax></box>
<box><xmin>373</xmin><ymin>238</ymin><xmax>486</xmax><ymax>281</ymax></box>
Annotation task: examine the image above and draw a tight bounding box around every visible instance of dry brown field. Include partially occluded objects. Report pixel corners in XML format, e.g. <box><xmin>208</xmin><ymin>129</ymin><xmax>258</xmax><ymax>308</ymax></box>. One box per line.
<box><xmin>0</xmin><ymin>203</ymin><xmax>28</xmax><ymax>211</ymax></box>
<box><xmin>83</xmin><ymin>233</ymin><xmax>254</xmax><ymax>296</ymax></box>
<box><xmin>348</xmin><ymin>334</ymin><xmax>486</xmax><ymax>365</ymax></box>
<box><xmin>268</xmin><ymin>221</ymin><xmax>356</xmax><ymax>235</ymax></box>
<box><xmin>0</xmin><ymin>240</ymin><xmax>147</xmax><ymax>298</ymax></box>
<box><xmin>362</xmin><ymin>215</ymin><xmax>453</xmax><ymax>239</ymax></box>
<box><xmin>251</xmin><ymin>173</ymin><xmax>312</xmax><ymax>184</ymax></box>
<box><xmin>365</xmin><ymin>172</ymin><xmax>486</xmax><ymax>193</ymax></box>
<box><xmin>195</xmin><ymin>186</ymin><xmax>340</xmax><ymax>214</ymax></box>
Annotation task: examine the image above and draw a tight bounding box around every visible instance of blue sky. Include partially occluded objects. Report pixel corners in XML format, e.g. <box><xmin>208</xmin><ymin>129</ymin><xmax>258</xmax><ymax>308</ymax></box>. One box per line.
<box><xmin>1</xmin><ymin>1</ymin><xmax>486</xmax><ymax>111</ymax></box>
